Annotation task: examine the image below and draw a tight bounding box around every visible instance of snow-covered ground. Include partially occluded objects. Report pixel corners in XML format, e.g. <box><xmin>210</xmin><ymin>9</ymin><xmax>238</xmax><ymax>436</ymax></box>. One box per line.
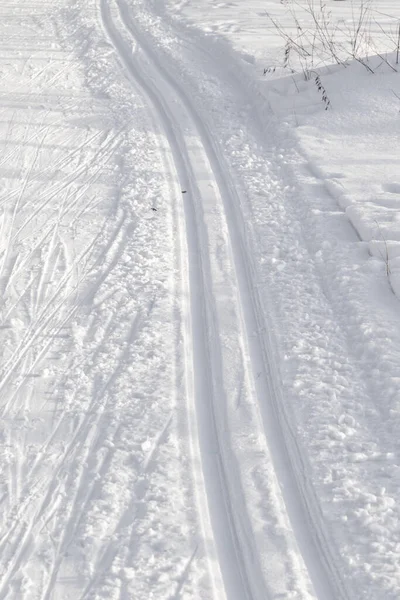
<box><xmin>1</xmin><ymin>0</ymin><xmax>400</xmax><ymax>598</ymax></box>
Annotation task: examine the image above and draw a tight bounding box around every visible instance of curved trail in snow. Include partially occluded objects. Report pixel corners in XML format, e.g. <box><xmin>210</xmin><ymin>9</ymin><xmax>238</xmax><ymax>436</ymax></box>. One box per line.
<box><xmin>99</xmin><ymin>2</ymin><xmax>266</xmax><ymax>599</ymax></box>
<box><xmin>99</xmin><ymin>1</ymin><xmax>349</xmax><ymax>599</ymax></box>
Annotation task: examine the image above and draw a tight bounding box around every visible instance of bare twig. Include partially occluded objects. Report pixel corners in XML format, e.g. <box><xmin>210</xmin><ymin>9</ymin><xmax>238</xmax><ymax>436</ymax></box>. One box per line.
<box><xmin>397</xmin><ymin>21</ymin><xmax>400</xmax><ymax>64</ymax></box>
<box><xmin>374</xmin><ymin>220</ymin><xmax>391</xmax><ymax>276</ymax></box>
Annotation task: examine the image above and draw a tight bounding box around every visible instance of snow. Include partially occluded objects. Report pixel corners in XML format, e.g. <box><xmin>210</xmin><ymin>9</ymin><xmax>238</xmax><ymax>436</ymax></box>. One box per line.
<box><xmin>1</xmin><ymin>0</ymin><xmax>400</xmax><ymax>598</ymax></box>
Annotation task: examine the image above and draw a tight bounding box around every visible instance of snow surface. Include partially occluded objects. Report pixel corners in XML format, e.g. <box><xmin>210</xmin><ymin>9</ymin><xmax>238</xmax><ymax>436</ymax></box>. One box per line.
<box><xmin>1</xmin><ymin>0</ymin><xmax>400</xmax><ymax>598</ymax></box>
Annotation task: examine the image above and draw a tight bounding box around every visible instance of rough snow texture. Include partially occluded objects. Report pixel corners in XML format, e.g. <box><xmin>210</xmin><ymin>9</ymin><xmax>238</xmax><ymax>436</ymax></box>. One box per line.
<box><xmin>0</xmin><ymin>0</ymin><xmax>400</xmax><ymax>599</ymax></box>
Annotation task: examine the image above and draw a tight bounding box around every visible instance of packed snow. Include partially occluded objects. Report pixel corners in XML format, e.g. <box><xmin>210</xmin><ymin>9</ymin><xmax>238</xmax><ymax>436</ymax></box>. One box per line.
<box><xmin>0</xmin><ymin>0</ymin><xmax>400</xmax><ymax>598</ymax></box>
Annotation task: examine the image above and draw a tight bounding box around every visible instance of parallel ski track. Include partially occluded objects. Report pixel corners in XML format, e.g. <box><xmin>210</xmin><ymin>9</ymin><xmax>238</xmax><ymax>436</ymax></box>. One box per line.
<box><xmin>99</xmin><ymin>1</ymin><xmax>350</xmax><ymax>599</ymax></box>
<box><xmin>99</xmin><ymin>3</ymin><xmax>263</xmax><ymax>599</ymax></box>
<box><xmin>123</xmin><ymin>10</ymin><xmax>354</xmax><ymax>600</ymax></box>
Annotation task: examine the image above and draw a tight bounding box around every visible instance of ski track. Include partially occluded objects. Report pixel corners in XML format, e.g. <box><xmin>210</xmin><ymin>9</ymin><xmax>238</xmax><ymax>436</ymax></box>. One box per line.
<box><xmin>0</xmin><ymin>0</ymin><xmax>329</xmax><ymax>598</ymax></box>
<box><xmin>97</xmin><ymin>1</ymin><xmax>354</xmax><ymax>599</ymax></box>
<box><xmin>0</xmin><ymin>2</ymin><xmax>193</xmax><ymax>598</ymax></box>
<box><xmin>0</xmin><ymin>0</ymin><xmax>388</xmax><ymax>599</ymax></box>
<box><xmin>0</xmin><ymin>7</ymin><xmax>122</xmax><ymax>600</ymax></box>
<box><xmin>127</xmin><ymin>3</ymin><xmax>400</xmax><ymax>599</ymax></box>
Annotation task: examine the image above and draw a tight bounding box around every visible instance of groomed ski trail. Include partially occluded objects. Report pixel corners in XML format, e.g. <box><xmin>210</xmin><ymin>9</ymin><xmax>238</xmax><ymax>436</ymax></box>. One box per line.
<box><xmin>99</xmin><ymin>1</ymin><xmax>350</xmax><ymax>599</ymax></box>
<box><xmin>99</xmin><ymin>2</ymin><xmax>264</xmax><ymax>599</ymax></box>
